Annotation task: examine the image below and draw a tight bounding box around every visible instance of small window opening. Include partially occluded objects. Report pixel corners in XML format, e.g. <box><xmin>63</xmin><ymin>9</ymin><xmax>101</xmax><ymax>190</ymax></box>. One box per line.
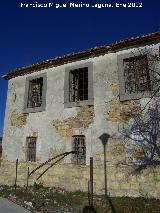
<box><xmin>26</xmin><ymin>137</ymin><xmax>36</xmax><ymax>162</ymax></box>
<box><xmin>72</xmin><ymin>135</ymin><xmax>86</xmax><ymax>165</ymax></box>
<box><xmin>27</xmin><ymin>77</ymin><xmax>43</xmax><ymax>108</ymax></box>
<box><xmin>69</xmin><ymin>68</ymin><xmax>88</xmax><ymax>102</ymax></box>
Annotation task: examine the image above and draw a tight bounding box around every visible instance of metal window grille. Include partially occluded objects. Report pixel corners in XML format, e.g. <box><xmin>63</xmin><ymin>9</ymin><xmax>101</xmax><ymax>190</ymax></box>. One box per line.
<box><xmin>27</xmin><ymin>77</ymin><xmax>43</xmax><ymax>108</ymax></box>
<box><xmin>124</xmin><ymin>55</ymin><xmax>151</xmax><ymax>94</ymax></box>
<box><xmin>69</xmin><ymin>68</ymin><xmax>88</xmax><ymax>102</ymax></box>
<box><xmin>26</xmin><ymin>137</ymin><xmax>36</xmax><ymax>162</ymax></box>
<box><xmin>72</xmin><ymin>135</ymin><xmax>86</xmax><ymax>165</ymax></box>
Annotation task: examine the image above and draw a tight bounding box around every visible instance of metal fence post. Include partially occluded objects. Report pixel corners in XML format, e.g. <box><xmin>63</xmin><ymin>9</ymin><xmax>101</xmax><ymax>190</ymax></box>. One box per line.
<box><xmin>14</xmin><ymin>159</ymin><xmax>18</xmax><ymax>192</ymax></box>
<box><xmin>90</xmin><ymin>157</ymin><xmax>93</xmax><ymax>207</ymax></box>
<box><xmin>26</xmin><ymin>167</ymin><xmax>30</xmax><ymax>190</ymax></box>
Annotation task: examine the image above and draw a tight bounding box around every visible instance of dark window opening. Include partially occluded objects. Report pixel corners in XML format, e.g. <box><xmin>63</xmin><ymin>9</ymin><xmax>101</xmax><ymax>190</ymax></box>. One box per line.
<box><xmin>123</xmin><ymin>55</ymin><xmax>151</xmax><ymax>94</ymax></box>
<box><xmin>26</xmin><ymin>137</ymin><xmax>36</xmax><ymax>162</ymax></box>
<box><xmin>72</xmin><ymin>135</ymin><xmax>86</xmax><ymax>165</ymax></box>
<box><xmin>27</xmin><ymin>77</ymin><xmax>43</xmax><ymax>108</ymax></box>
<box><xmin>69</xmin><ymin>68</ymin><xmax>88</xmax><ymax>102</ymax></box>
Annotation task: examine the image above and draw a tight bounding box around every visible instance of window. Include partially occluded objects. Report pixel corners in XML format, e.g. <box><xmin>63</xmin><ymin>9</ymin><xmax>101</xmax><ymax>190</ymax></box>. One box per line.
<box><xmin>124</xmin><ymin>55</ymin><xmax>151</xmax><ymax>94</ymax></box>
<box><xmin>26</xmin><ymin>137</ymin><xmax>36</xmax><ymax>162</ymax></box>
<box><xmin>118</xmin><ymin>53</ymin><xmax>152</xmax><ymax>101</ymax></box>
<box><xmin>64</xmin><ymin>62</ymin><xmax>94</xmax><ymax>107</ymax></box>
<box><xmin>27</xmin><ymin>77</ymin><xmax>43</xmax><ymax>108</ymax></box>
<box><xmin>24</xmin><ymin>73</ymin><xmax>47</xmax><ymax>113</ymax></box>
<box><xmin>69</xmin><ymin>67</ymin><xmax>88</xmax><ymax>102</ymax></box>
<box><xmin>72</xmin><ymin>135</ymin><xmax>86</xmax><ymax>165</ymax></box>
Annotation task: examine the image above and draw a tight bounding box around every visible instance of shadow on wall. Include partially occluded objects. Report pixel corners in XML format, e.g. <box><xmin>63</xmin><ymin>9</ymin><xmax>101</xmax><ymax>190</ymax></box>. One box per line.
<box><xmin>99</xmin><ymin>133</ymin><xmax>117</xmax><ymax>213</ymax></box>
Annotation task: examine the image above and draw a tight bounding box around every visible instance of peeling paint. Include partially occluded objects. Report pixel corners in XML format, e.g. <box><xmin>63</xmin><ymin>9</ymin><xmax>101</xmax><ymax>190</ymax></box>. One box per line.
<box><xmin>105</xmin><ymin>100</ymin><xmax>141</xmax><ymax>123</ymax></box>
<box><xmin>10</xmin><ymin>113</ymin><xmax>28</xmax><ymax>127</ymax></box>
<box><xmin>111</xmin><ymin>83</ymin><xmax>119</xmax><ymax>97</ymax></box>
<box><xmin>52</xmin><ymin>106</ymin><xmax>94</xmax><ymax>138</ymax></box>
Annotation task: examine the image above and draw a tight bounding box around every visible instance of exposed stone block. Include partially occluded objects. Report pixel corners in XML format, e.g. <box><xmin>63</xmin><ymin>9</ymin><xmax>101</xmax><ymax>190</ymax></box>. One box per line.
<box><xmin>52</xmin><ymin>106</ymin><xmax>94</xmax><ymax>138</ymax></box>
<box><xmin>0</xmin><ymin>160</ymin><xmax>159</xmax><ymax>198</ymax></box>
<box><xmin>105</xmin><ymin>100</ymin><xmax>141</xmax><ymax>124</ymax></box>
<box><xmin>10</xmin><ymin>113</ymin><xmax>28</xmax><ymax>127</ymax></box>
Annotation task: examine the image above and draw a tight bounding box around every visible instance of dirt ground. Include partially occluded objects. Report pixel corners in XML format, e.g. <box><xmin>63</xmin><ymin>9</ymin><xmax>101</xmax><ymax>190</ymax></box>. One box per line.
<box><xmin>0</xmin><ymin>184</ymin><xmax>159</xmax><ymax>213</ymax></box>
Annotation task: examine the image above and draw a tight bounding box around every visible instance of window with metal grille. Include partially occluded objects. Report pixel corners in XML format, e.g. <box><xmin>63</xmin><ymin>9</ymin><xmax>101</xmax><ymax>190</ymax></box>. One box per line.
<box><xmin>64</xmin><ymin>62</ymin><xmax>93</xmax><ymax>108</ymax></box>
<box><xmin>123</xmin><ymin>55</ymin><xmax>151</xmax><ymax>94</ymax></box>
<box><xmin>72</xmin><ymin>135</ymin><xmax>86</xmax><ymax>165</ymax></box>
<box><xmin>27</xmin><ymin>77</ymin><xmax>43</xmax><ymax>108</ymax></box>
<box><xmin>69</xmin><ymin>68</ymin><xmax>88</xmax><ymax>102</ymax></box>
<box><xmin>26</xmin><ymin>137</ymin><xmax>36</xmax><ymax>162</ymax></box>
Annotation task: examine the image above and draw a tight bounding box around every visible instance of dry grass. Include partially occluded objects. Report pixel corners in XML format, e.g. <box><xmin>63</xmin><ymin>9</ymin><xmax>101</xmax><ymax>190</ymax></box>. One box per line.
<box><xmin>0</xmin><ymin>184</ymin><xmax>159</xmax><ymax>213</ymax></box>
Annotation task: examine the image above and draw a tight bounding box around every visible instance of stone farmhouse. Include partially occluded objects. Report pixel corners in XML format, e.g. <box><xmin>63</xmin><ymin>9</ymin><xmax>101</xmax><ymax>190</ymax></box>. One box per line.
<box><xmin>1</xmin><ymin>32</ymin><xmax>160</xmax><ymax>198</ymax></box>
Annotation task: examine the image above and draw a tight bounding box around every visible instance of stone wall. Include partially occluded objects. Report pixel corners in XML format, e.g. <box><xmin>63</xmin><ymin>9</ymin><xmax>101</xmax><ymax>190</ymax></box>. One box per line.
<box><xmin>52</xmin><ymin>106</ymin><xmax>94</xmax><ymax>138</ymax></box>
<box><xmin>0</xmin><ymin>145</ymin><xmax>160</xmax><ymax>198</ymax></box>
<box><xmin>1</xmin><ymin>43</ymin><xmax>160</xmax><ymax>198</ymax></box>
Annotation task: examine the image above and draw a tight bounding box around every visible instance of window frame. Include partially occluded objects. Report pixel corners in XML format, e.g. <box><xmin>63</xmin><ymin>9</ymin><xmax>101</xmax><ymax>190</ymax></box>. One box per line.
<box><xmin>26</xmin><ymin>137</ymin><xmax>37</xmax><ymax>162</ymax></box>
<box><xmin>24</xmin><ymin>73</ymin><xmax>47</xmax><ymax>113</ymax></box>
<box><xmin>64</xmin><ymin>62</ymin><xmax>94</xmax><ymax>108</ymax></box>
<box><xmin>72</xmin><ymin>135</ymin><xmax>86</xmax><ymax>165</ymax></box>
<box><xmin>69</xmin><ymin>67</ymin><xmax>89</xmax><ymax>102</ymax></box>
<box><xmin>118</xmin><ymin>52</ymin><xmax>152</xmax><ymax>101</ymax></box>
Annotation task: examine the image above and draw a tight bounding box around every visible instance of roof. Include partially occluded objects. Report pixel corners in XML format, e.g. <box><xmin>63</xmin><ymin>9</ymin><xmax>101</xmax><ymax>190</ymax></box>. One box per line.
<box><xmin>2</xmin><ymin>31</ymin><xmax>160</xmax><ymax>80</ymax></box>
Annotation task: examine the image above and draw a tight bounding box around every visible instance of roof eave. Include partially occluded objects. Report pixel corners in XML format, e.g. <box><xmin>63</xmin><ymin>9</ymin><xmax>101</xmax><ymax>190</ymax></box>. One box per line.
<box><xmin>2</xmin><ymin>31</ymin><xmax>160</xmax><ymax>80</ymax></box>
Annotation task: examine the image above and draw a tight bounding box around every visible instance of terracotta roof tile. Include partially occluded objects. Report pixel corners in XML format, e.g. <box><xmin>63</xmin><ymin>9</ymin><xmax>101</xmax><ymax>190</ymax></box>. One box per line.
<box><xmin>2</xmin><ymin>31</ymin><xmax>160</xmax><ymax>80</ymax></box>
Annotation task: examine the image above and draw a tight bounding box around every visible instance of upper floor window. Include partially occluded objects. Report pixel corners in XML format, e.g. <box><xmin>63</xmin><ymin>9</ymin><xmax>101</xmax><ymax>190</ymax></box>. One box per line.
<box><xmin>24</xmin><ymin>73</ymin><xmax>47</xmax><ymax>113</ymax></box>
<box><xmin>69</xmin><ymin>67</ymin><xmax>88</xmax><ymax>102</ymax></box>
<box><xmin>27</xmin><ymin>77</ymin><xmax>43</xmax><ymax>108</ymax></box>
<box><xmin>124</xmin><ymin>55</ymin><xmax>151</xmax><ymax>94</ymax></box>
<box><xmin>64</xmin><ymin>62</ymin><xmax>94</xmax><ymax>107</ymax></box>
<box><xmin>118</xmin><ymin>53</ymin><xmax>152</xmax><ymax>101</ymax></box>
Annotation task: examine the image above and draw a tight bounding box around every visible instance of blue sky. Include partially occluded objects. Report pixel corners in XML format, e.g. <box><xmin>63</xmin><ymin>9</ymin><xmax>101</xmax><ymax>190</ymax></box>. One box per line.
<box><xmin>0</xmin><ymin>0</ymin><xmax>160</xmax><ymax>136</ymax></box>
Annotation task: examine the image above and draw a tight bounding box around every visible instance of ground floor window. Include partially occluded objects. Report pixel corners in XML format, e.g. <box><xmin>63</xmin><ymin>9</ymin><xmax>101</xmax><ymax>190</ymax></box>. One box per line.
<box><xmin>26</xmin><ymin>137</ymin><xmax>36</xmax><ymax>162</ymax></box>
<box><xmin>72</xmin><ymin>135</ymin><xmax>86</xmax><ymax>165</ymax></box>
